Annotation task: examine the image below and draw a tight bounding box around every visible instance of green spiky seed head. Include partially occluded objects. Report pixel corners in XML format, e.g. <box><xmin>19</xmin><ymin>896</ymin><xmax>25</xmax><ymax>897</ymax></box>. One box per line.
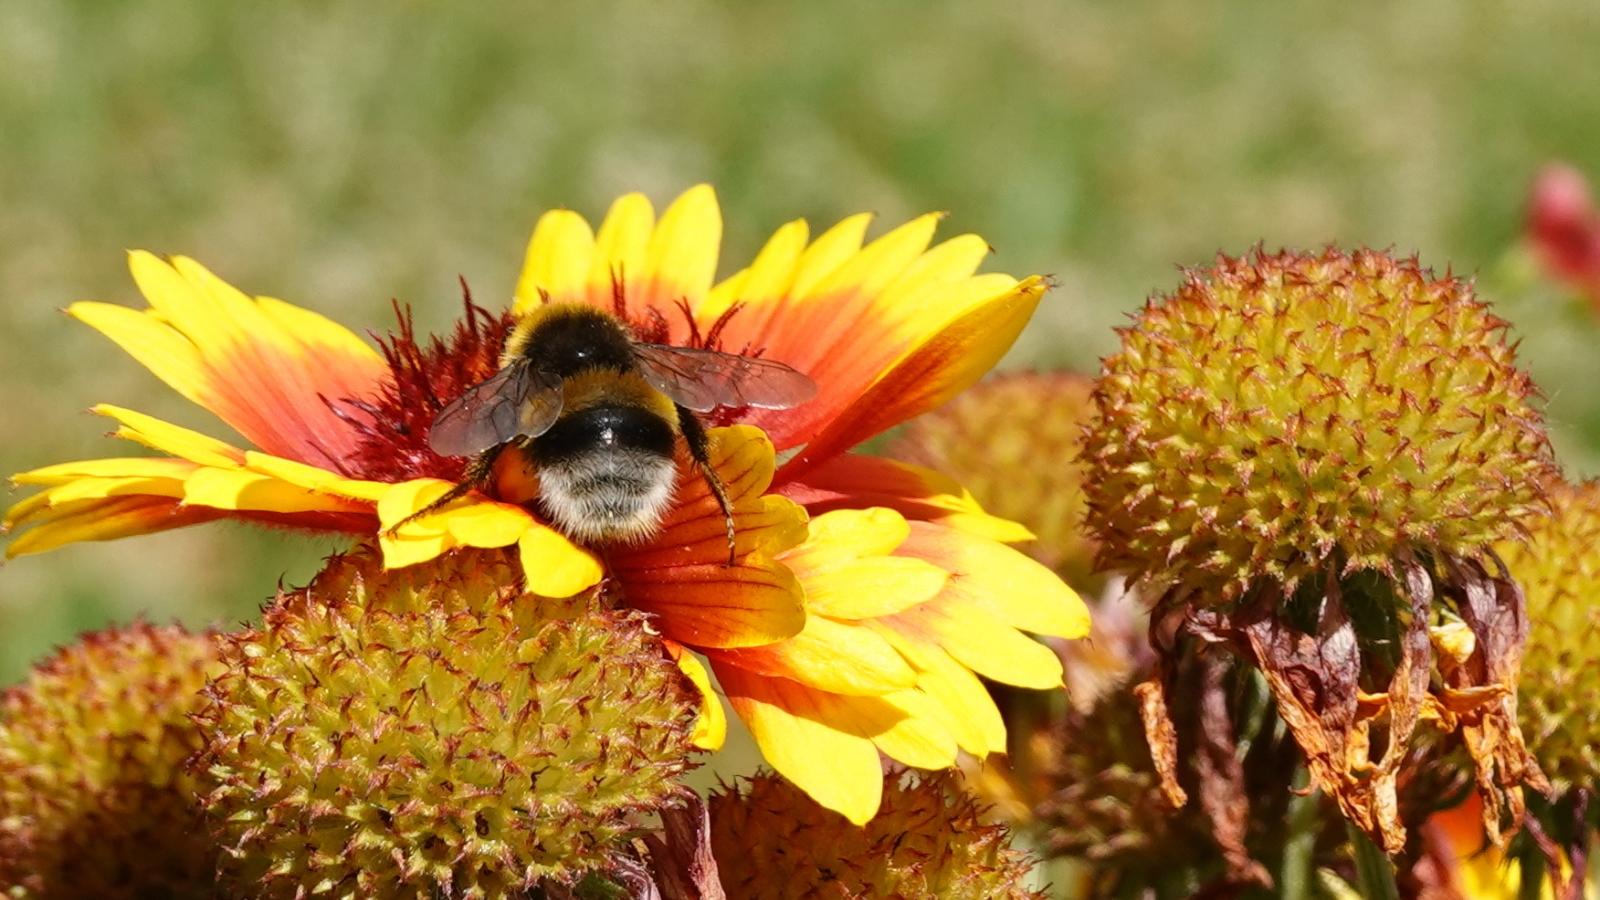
<box><xmin>710</xmin><ymin>771</ymin><xmax>1043</xmax><ymax>900</ymax></box>
<box><xmin>1498</xmin><ymin>480</ymin><xmax>1600</xmax><ymax>790</ymax></box>
<box><xmin>194</xmin><ymin>549</ymin><xmax>699</xmax><ymax>898</ymax></box>
<box><xmin>0</xmin><ymin>623</ymin><xmax>222</xmax><ymax>899</ymax></box>
<box><xmin>1082</xmin><ymin>247</ymin><xmax>1555</xmax><ymax>601</ymax></box>
<box><xmin>895</xmin><ymin>372</ymin><xmax>1099</xmax><ymax>586</ymax></box>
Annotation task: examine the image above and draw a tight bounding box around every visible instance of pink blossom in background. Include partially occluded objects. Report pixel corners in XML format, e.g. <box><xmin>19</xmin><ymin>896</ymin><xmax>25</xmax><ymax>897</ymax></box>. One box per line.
<box><xmin>1527</xmin><ymin>163</ymin><xmax>1600</xmax><ymax>310</ymax></box>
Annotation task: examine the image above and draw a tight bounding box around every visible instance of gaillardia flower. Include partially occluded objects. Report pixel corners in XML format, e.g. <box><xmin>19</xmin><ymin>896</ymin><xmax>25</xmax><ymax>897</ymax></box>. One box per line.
<box><xmin>5</xmin><ymin>185</ymin><xmax>1088</xmax><ymax>823</ymax></box>
<box><xmin>195</xmin><ymin>549</ymin><xmax>696</xmax><ymax>897</ymax></box>
<box><xmin>0</xmin><ymin>622</ymin><xmax>222</xmax><ymax>899</ymax></box>
<box><xmin>1082</xmin><ymin>248</ymin><xmax>1556</xmax><ymax>853</ymax></box>
<box><xmin>709</xmin><ymin>770</ymin><xmax>1043</xmax><ymax>899</ymax></box>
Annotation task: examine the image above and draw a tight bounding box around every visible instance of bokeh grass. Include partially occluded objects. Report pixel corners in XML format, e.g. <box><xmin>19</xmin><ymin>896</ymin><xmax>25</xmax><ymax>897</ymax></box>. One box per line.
<box><xmin>3</xmin><ymin>0</ymin><xmax>1600</xmax><ymax>697</ymax></box>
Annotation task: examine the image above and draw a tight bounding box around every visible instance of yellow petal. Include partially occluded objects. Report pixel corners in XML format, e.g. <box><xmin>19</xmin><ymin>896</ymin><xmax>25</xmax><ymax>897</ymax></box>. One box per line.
<box><xmin>810</xmin><ymin>212</ymin><xmax>942</xmax><ymax>302</ymax></box>
<box><xmin>701</xmin><ymin>218</ymin><xmax>810</xmax><ymax>319</ymax></box>
<box><xmin>184</xmin><ymin>468</ymin><xmax>360</xmax><ymax>515</ymax></box>
<box><xmin>12</xmin><ymin>457</ymin><xmax>199</xmax><ymax>486</ymax></box>
<box><xmin>666</xmin><ymin>642</ymin><xmax>727</xmax><ymax>751</ymax></box>
<box><xmin>895</xmin><ymin>600</ymin><xmax>1064</xmax><ymax>689</ymax></box>
<box><xmin>443</xmin><ymin>501</ymin><xmax>532</xmax><ymax>549</ymax></box>
<box><xmin>644</xmin><ymin>184</ymin><xmax>721</xmax><ymax>304</ymax></box>
<box><xmin>379</xmin><ymin>528</ymin><xmax>456</xmax><ymax>570</ymax></box>
<box><xmin>791</xmin><ymin>213</ymin><xmax>873</xmax><ymax>299</ymax></box>
<box><xmin>5</xmin><ymin>496</ymin><xmax>218</xmax><ymax>558</ymax></box>
<box><xmin>242</xmin><ymin>452</ymin><xmax>391</xmax><ymax>501</ymax></box>
<box><xmin>255</xmin><ymin>295</ymin><xmax>385</xmax><ymax>366</ymax></box>
<box><xmin>93</xmin><ymin>405</ymin><xmax>245</xmax><ymax>469</ymax></box>
<box><xmin>515</xmin><ymin>208</ymin><xmax>597</xmax><ymax>311</ymax></box>
<box><xmin>68</xmin><ymin>302</ymin><xmax>208</xmax><ymax>409</ymax></box>
<box><xmin>870</xmin><ymin>626</ymin><xmax>1006</xmax><ymax>757</ymax></box>
<box><xmin>589</xmin><ymin>192</ymin><xmax>655</xmax><ymax>302</ymax></box>
<box><xmin>713</xmin><ymin>615</ymin><xmax>916</xmax><ymax>697</ymax></box>
<box><xmin>718</xmin><ymin>666</ymin><xmax>887</xmax><ymax>825</ymax></box>
<box><xmin>517</xmin><ymin>525</ymin><xmax>604</xmax><ymax>598</ymax></box>
<box><xmin>799</xmin><ymin>557</ymin><xmax>949</xmax><ymax>621</ymax></box>
<box><xmin>878</xmin><ymin>234</ymin><xmax>993</xmax><ymax>308</ymax></box>
<box><xmin>872</xmin><ymin>689</ymin><xmax>959</xmax><ymax>769</ymax></box>
<box><xmin>901</xmin><ymin>521</ymin><xmax>1090</xmax><ymax>639</ymax></box>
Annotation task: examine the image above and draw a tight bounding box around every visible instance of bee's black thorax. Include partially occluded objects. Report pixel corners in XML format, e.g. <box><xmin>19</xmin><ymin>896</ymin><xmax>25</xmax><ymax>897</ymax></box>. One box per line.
<box><xmin>506</xmin><ymin>305</ymin><xmax>637</xmax><ymax>378</ymax></box>
<box><xmin>528</xmin><ymin>405</ymin><xmax>676</xmax><ymax>465</ymax></box>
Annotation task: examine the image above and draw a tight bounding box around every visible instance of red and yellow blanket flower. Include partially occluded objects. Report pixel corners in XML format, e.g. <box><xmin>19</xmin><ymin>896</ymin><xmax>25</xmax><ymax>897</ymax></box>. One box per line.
<box><xmin>4</xmin><ymin>186</ymin><xmax>1087</xmax><ymax>823</ymax></box>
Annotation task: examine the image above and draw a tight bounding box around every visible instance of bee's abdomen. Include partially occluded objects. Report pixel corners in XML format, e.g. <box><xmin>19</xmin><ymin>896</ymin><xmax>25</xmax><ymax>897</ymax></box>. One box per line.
<box><xmin>528</xmin><ymin>405</ymin><xmax>680</xmax><ymax>544</ymax></box>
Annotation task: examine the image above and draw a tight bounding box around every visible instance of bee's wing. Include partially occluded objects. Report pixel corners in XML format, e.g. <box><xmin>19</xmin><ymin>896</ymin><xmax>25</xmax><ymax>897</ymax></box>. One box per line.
<box><xmin>427</xmin><ymin>360</ymin><xmax>564</xmax><ymax>457</ymax></box>
<box><xmin>633</xmin><ymin>344</ymin><xmax>818</xmax><ymax>413</ymax></box>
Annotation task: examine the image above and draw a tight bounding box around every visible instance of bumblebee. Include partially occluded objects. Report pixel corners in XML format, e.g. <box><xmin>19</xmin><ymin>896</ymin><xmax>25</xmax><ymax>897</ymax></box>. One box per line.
<box><xmin>397</xmin><ymin>302</ymin><xmax>815</xmax><ymax>561</ymax></box>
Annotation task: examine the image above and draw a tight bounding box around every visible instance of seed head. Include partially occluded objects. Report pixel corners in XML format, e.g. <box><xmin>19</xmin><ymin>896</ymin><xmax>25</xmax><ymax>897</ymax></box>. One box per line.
<box><xmin>1082</xmin><ymin>247</ymin><xmax>1554</xmax><ymax>601</ymax></box>
<box><xmin>194</xmin><ymin>549</ymin><xmax>699</xmax><ymax>898</ymax></box>
<box><xmin>0</xmin><ymin>623</ymin><xmax>222</xmax><ymax>899</ymax></box>
<box><xmin>710</xmin><ymin>771</ymin><xmax>1042</xmax><ymax>900</ymax></box>
<box><xmin>894</xmin><ymin>372</ymin><xmax>1099</xmax><ymax>585</ymax></box>
<box><xmin>1498</xmin><ymin>480</ymin><xmax>1600</xmax><ymax>790</ymax></box>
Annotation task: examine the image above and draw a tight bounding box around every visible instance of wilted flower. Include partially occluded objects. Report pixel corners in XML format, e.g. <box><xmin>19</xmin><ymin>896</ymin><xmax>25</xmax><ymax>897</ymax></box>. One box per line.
<box><xmin>193</xmin><ymin>549</ymin><xmax>697</xmax><ymax>897</ymax></box>
<box><xmin>0</xmin><ymin>623</ymin><xmax>222</xmax><ymax>899</ymax></box>
<box><xmin>1082</xmin><ymin>247</ymin><xmax>1557</xmax><ymax>853</ymax></box>
<box><xmin>5</xmin><ymin>185</ymin><xmax>1087</xmax><ymax>822</ymax></box>
<box><xmin>709</xmin><ymin>770</ymin><xmax>1043</xmax><ymax>899</ymax></box>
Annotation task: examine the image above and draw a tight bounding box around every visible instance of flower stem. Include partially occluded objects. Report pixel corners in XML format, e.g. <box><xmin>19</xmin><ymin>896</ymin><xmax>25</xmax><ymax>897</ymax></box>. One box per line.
<box><xmin>1346</xmin><ymin>820</ymin><xmax>1400</xmax><ymax>900</ymax></box>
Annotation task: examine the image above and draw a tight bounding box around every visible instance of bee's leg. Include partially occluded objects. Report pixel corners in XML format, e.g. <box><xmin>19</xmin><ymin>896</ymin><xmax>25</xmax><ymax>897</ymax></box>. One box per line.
<box><xmin>676</xmin><ymin>405</ymin><xmax>736</xmax><ymax>567</ymax></box>
<box><xmin>384</xmin><ymin>444</ymin><xmax>506</xmax><ymax>536</ymax></box>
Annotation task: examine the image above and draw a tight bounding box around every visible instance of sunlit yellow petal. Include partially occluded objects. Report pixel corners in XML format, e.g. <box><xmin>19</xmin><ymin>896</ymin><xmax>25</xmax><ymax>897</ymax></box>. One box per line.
<box><xmin>872</xmin><ymin>689</ymin><xmax>960</xmax><ymax>769</ymax></box>
<box><xmin>894</xmin><ymin>600</ymin><xmax>1064</xmax><ymax>689</ymax></box>
<box><xmin>644</xmin><ymin>184</ymin><xmax>721</xmax><ymax>304</ymax></box>
<box><xmin>718</xmin><ymin>666</ymin><xmax>887</xmax><ymax>825</ymax></box>
<box><xmin>517</xmin><ymin>525</ymin><xmax>604</xmax><ymax>598</ymax></box>
<box><xmin>714</xmin><ymin>616</ymin><xmax>916</xmax><ymax>697</ymax></box>
<box><xmin>666</xmin><ymin>642</ymin><xmax>727</xmax><ymax>751</ymax></box>
<box><xmin>800</xmin><ymin>557</ymin><xmax>949</xmax><ymax>621</ymax></box>
<box><xmin>700</xmin><ymin>218</ymin><xmax>810</xmax><ymax>320</ymax></box>
<box><xmin>67</xmin><ymin>302</ymin><xmax>208</xmax><ymax>408</ymax></box>
<box><xmin>184</xmin><ymin>468</ymin><xmax>359</xmax><ymax>515</ymax></box>
<box><xmin>12</xmin><ymin>458</ymin><xmax>198</xmax><ymax>486</ymax></box>
<box><xmin>442</xmin><ymin>501</ymin><xmax>531</xmax><ymax>549</ymax></box>
<box><xmin>791</xmin><ymin>213</ymin><xmax>873</xmax><ymax>299</ymax></box>
<box><xmin>589</xmin><ymin>191</ymin><xmax>655</xmax><ymax>302</ymax></box>
<box><xmin>901</xmin><ymin>521</ymin><xmax>1090</xmax><ymax>638</ymax></box>
<box><xmin>93</xmin><ymin>405</ymin><xmax>245</xmax><ymax>469</ymax></box>
<box><xmin>254</xmin><ymin>295</ymin><xmax>385</xmax><ymax>366</ymax></box>
<box><xmin>869</xmin><ymin>627</ymin><xmax>1006</xmax><ymax>756</ymax></box>
<box><xmin>6</xmin><ymin>496</ymin><xmax>219</xmax><ymax>558</ymax></box>
<box><xmin>379</xmin><ymin>528</ymin><xmax>456</xmax><ymax>570</ymax></box>
<box><xmin>515</xmin><ymin>208</ymin><xmax>597</xmax><ymax>311</ymax></box>
<box><xmin>242</xmin><ymin>452</ymin><xmax>391</xmax><ymax>501</ymax></box>
<box><xmin>876</xmin><ymin>234</ymin><xmax>992</xmax><ymax>309</ymax></box>
<box><xmin>810</xmin><ymin>212</ymin><xmax>942</xmax><ymax>302</ymax></box>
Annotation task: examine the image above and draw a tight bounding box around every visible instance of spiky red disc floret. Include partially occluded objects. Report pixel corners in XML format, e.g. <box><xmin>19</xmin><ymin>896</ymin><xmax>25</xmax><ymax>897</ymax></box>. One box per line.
<box><xmin>1082</xmin><ymin>247</ymin><xmax>1555</xmax><ymax>602</ymax></box>
<box><xmin>335</xmin><ymin>292</ymin><xmax>514</xmax><ymax>483</ymax></box>
<box><xmin>0</xmin><ymin>622</ymin><xmax>223</xmax><ymax>899</ymax></box>
<box><xmin>193</xmin><ymin>549</ymin><xmax>699</xmax><ymax>898</ymax></box>
<box><xmin>709</xmin><ymin>771</ymin><xmax>1043</xmax><ymax>900</ymax></box>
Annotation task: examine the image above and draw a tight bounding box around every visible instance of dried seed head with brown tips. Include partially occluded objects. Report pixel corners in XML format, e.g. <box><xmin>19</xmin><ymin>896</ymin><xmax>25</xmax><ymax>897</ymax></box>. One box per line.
<box><xmin>0</xmin><ymin>623</ymin><xmax>223</xmax><ymax>899</ymax></box>
<box><xmin>1082</xmin><ymin>247</ymin><xmax>1556</xmax><ymax>855</ymax></box>
<box><xmin>1082</xmin><ymin>247</ymin><xmax>1553</xmax><ymax>602</ymax></box>
<box><xmin>710</xmin><ymin>771</ymin><xmax>1043</xmax><ymax>900</ymax></box>
<box><xmin>194</xmin><ymin>549</ymin><xmax>699</xmax><ymax>899</ymax></box>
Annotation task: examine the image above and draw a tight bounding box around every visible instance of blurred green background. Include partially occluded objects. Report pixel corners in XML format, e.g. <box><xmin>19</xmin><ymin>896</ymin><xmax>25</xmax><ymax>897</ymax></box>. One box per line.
<box><xmin>3</xmin><ymin>0</ymin><xmax>1600</xmax><ymax>690</ymax></box>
